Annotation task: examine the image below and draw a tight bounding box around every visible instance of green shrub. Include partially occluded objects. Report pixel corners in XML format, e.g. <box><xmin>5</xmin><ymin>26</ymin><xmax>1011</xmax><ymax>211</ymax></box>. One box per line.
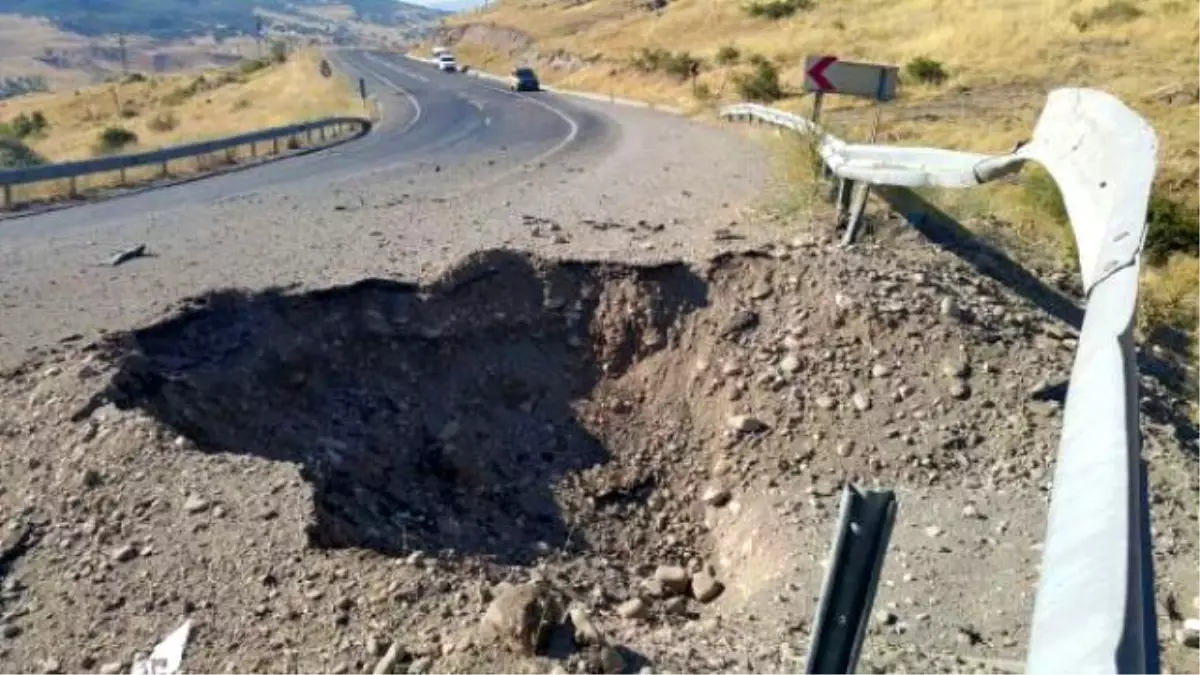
<box><xmin>269</xmin><ymin>40</ymin><xmax>289</xmax><ymax>63</ymax></box>
<box><xmin>95</xmin><ymin>126</ymin><xmax>138</xmax><ymax>154</ymax></box>
<box><xmin>122</xmin><ymin>72</ymin><xmax>148</xmax><ymax>84</ymax></box>
<box><xmin>736</xmin><ymin>59</ymin><xmax>783</xmax><ymax>102</ymax></box>
<box><xmin>744</xmin><ymin>0</ymin><xmax>811</xmax><ymax>19</ymax></box>
<box><xmin>715</xmin><ymin>45</ymin><xmax>741</xmax><ymax>66</ymax></box>
<box><xmin>693</xmin><ymin>82</ymin><xmax>713</xmax><ymax>101</ymax></box>
<box><xmin>6</xmin><ymin>111</ymin><xmax>48</xmax><ymax>139</ymax></box>
<box><xmin>905</xmin><ymin>56</ymin><xmax>948</xmax><ymax>85</ymax></box>
<box><xmin>631</xmin><ymin>48</ymin><xmax>702</xmax><ymax>80</ymax></box>
<box><xmin>0</xmin><ymin>137</ymin><xmax>46</xmax><ymax>169</ymax></box>
<box><xmin>119</xmin><ymin>106</ymin><xmax>139</xmax><ymax>118</ymax></box>
<box><xmin>1144</xmin><ymin>193</ymin><xmax>1199</xmax><ymax>264</ymax></box>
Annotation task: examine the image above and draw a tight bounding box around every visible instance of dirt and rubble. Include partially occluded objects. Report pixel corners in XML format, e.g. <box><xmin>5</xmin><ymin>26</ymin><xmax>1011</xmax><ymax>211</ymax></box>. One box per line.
<box><xmin>0</xmin><ymin>232</ymin><xmax>1195</xmax><ymax>674</ymax></box>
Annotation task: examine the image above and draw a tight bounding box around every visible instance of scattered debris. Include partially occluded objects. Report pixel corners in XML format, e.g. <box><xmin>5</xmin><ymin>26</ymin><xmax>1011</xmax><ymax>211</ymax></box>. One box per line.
<box><xmin>131</xmin><ymin>619</ymin><xmax>192</xmax><ymax>675</ymax></box>
<box><xmin>110</xmin><ymin>244</ymin><xmax>149</xmax><ymax>267</ymax></box>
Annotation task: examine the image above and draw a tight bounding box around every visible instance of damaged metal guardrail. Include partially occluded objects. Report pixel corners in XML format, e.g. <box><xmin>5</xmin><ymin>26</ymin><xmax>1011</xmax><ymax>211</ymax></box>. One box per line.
<box><xmin>0</xmin><ymin>115</ymin><xmax>372</xmax><ymax>211</ymax></box>
<box><xmin>721</xmin><ymin>90</ymin><xmax>1161</xmax><ymax>673</ymax></box>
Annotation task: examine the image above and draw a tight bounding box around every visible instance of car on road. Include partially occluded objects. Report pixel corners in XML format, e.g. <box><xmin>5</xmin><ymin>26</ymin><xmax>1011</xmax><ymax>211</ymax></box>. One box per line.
<box><xmin>509</xmin><ymin>67</ymin><xmax>540</xmax><ymax>92</ymax></box>
<box><xmin>437</xmin><ymin>54</ymin><xmax>458</xmax><ymax>72</ymax></box>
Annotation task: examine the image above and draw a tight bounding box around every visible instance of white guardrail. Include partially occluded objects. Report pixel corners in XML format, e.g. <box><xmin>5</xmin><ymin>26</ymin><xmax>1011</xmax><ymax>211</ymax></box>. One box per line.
<box><xmin>0</xmin><ymin>115</ymin><xmax>372</xmax><ymax>211</ymax></box>
<box><xmin>721</xmin><ymin>91</ymin><xmax>1160</xmax><ymax>674</ymax></box>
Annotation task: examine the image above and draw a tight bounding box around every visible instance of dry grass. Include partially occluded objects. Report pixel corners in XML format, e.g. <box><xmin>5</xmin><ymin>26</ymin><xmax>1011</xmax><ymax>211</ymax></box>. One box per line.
<box><xmin>0</xmin><ymin>49</ymin><xmax>361</xmax><ymax>164</ymax></box>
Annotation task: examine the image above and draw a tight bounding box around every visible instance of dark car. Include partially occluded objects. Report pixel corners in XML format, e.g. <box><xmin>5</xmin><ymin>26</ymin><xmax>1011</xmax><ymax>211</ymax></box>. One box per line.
<box><xmin>510</xmin><ymin>67</ymin><xmax>540</xmax><ymax>92</ymax></box>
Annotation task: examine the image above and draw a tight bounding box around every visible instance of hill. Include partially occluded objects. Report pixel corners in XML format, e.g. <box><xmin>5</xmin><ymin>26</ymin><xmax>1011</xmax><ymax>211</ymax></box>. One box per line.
<box><xmin>1</xmin><ymin>0</ymin><xmax>447</xmax><ymax>40</ymax></box>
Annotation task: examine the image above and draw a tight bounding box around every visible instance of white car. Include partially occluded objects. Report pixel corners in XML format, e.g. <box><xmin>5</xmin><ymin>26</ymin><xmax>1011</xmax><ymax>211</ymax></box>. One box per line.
<box><xmin>437</xmin><ymin>54</ymin><xmax>458</xmax><ymax>72</ymax></box>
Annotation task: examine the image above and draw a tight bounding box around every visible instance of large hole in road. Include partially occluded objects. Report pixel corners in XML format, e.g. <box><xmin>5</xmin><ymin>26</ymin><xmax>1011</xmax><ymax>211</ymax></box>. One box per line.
<box><xmin>97</xmin><ymin>249</ymin><xmax>721</xmax><ymax>565</ymax></box>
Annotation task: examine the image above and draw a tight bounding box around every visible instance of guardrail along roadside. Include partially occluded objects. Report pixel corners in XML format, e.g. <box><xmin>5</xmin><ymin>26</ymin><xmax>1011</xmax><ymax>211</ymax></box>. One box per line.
<box><xmin>721</xmin><ymin>53</ymin><xmax>1162</xmax><ymax>674</ymax></box>
<box><xmin>0</xmin><ymin>57</ymin><xmax>373</xmax><ymax>213</ymax></box>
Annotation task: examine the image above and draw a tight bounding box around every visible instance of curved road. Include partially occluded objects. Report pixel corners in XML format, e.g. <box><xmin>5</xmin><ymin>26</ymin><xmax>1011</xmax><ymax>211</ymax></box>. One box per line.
<box><xmin>0</xmin><ymin>49</ymin><xmax>770</xmax><ymax>366</ymax></box>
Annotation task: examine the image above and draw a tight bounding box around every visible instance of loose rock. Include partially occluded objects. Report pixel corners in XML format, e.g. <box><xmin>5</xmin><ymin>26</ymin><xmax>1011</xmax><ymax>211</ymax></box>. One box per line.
<box><xmin>851</xmin><ymin>393</ymin><xmax>871</xmax><ymax>412</ymax></box>
<box><xmin>949</xmin><ymin>380</ymin><xmax>972</xmax><ymax>400</ymax></box>
<box><xmin>691</xmin><ymin>573</ymin><xmax>724</xmax><ymax>603</ymax></box>
<box><xmin>568</xmin><ymin>606</ymin><xmax>603</xmax><ymax>647</ymax></box>
<box><xmin>480</xmin><ymin>582</ymin><xmax>563</xmax><ymax>655</ymax></box>
<box><xmin>653</xmin><ymin>566</ymin><xmax>691</xmax><ymax>595</ymax></box>
<box><xmin>599</xmin><ymin>645</ymin><xmax>625</xmax><ymax>674</ymax></box>
<box><xmin>183</xmin><ymin>495</ymin><xmax>210</xmax><ymax>514</ymax></box>
<box><xmin>727</xmin><ymin>414</ymin><xmax>767</xmax><ymax>433</ymax></box>
<box><xmin>700</xmin><ymin>485</ymin><xmax>731</xmax><ymax>508</ymax></box>
<box><xmin>373</xmin><ymin>642</ymin><xmax>403</xmax><ymax>675</ymax></box>
<box><xmin>617</xmin><ymin>597</ymin><xmax>648</xmax><ymax>620</ymax></box>
<box><xmin>111</xmin><ymin>544</ymin><xmax>138</xmax><ymax>563</ymax></box>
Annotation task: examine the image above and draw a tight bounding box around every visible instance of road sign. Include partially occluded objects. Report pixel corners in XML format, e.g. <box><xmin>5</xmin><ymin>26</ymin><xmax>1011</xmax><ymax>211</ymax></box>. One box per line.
<box><xmin>803</xmin><ymin>55</ymin><xmax>898</xmax><ymax>102</ymax></box>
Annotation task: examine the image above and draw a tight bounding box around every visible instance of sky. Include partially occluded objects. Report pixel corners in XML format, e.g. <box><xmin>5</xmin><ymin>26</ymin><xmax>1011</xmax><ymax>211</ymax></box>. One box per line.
<box><xmin>410</xmin><ymin>0</ymin><xmax>489</xmax><ymax>11</ymax></box>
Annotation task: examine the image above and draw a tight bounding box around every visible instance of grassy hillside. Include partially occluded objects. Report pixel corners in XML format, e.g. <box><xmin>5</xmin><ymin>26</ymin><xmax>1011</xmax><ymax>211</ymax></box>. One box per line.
<box><xmin>3</xmin><ymin>0</ymin><xmax>446</xmax><ymax>40</ymax></box>
<box><xmin>435</xmin><ymin>0</ymin><xmax>1199</xmax><ymax>355</ymax></box>
<box><xmin>0</xmin><ymin>49</ymin><xmax>360</xmax><ymax>164</ymax></box>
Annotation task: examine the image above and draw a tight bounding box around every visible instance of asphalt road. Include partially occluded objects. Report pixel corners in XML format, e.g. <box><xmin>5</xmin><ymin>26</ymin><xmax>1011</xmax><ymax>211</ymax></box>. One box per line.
<box><xmin>0</xmin><ymin>50</ymin><xmax>615</xmax><ymax>242</ymax></box>
<box><xmin>0</xmin><ymin>49</ymin><xmax>770</xmax><ymax>367</ymax></box>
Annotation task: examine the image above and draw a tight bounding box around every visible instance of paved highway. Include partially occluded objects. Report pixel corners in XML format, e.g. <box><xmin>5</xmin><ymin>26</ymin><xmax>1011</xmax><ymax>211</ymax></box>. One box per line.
<box><xmin>0</xmin><ymin>49</ymin><xmax>769</xmax><ymax>365</ymax></box>
<box><xmin>0</xmin><ymin>50</ymin><xmax>614</xmax><ymax>240</ymax></box>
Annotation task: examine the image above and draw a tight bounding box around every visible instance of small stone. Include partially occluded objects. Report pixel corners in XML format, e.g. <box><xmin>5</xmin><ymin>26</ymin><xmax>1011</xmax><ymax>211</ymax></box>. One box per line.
<box><xmin>408</xmin><ymin>657</ymin><xmax>433</xmax><ymax>674</ymax></box>
<box><xmin>814</xmin><ymin>395</ymin><xmax>836</xmax><ymax>410</ymax></box>
<box><xmin>961</xmin><ymin>504</ymin><xmax>981</xmax><ymax>519</ymax></box>
<box><xmin>940</xmin><ymin>296</ymin><xmax>961</xmax><ymax>319</ymax></box>
<box><xmin>367</xmin><ymin>636</ymin><xmax>389</xmax><ymax>657</ymax></box>
<box><xmin>779</xmin><ymin>354</ymin><xmax>801</xmax><ymax>374</ymax></box>
<box><xmin>727</xmin><ymin>414</ymin><xmax>767</xmax><ymax>433</ymax></box>
<box><xmin>924</xmin><ymin>525</ymin><xmax>943</xmax><ymax>538</ymax></box>
<box><xmin>874</xmin><ymin>610</ymin><xmax>897</xmax><ymax>626</ymax></box>
<box><xmin>851</xmin><ymin>393</ymin><xmax>871</xmax><ymax>412</ymax></box>
<box><xmin>691</xmin><ymin>573</ymin><xmax>724</xmax><ymax>603</ymax></box>
<box><xmin>700</xmin><ymin>485</ymin><xmax>731</xmax><ymax>508</ymax></box>
<box><xmin>111</xmin><ymin>544</ymin><xmax>138</xmax><ymax>562</ymax></box>
<box><xmin>617</xmin><ymin>597</ymin><xmax>648</xmax><ymax>619</ymax></box>
<box><xmin>942</xmin><ymin>359</ymin><xmax>970</xmax><ymax>378</ymax></box>
<box><xmin>41</xmin><ymin>658</ymin><xmax>62</xmax><ymax>675</ymax></box>
<box><xmin>98</xmin><ymin>662</ymin><xmax>125</xmax><ymax>675</ymax></box>
<box><xmin>0</xmin><ymin>624</ymin><xmax>20</xmax><ymax>638</ymax></box>
<box><xmin>568</xmin><ymin>606</ymin><xmax>603</xmax><ymax>646</ymax></box>
<box><xmin>662</xmin><ymin>596</ymin><xmax>689</xmax><ymax>615</ymax></box>
<box><xmin>870</xmin><ymin>363</ymin><xmax>892</xmax><ymax>378</ymax></box>
<box><xmin>480</xmin><ymin>582</ymin><xmax>563</xmax><ymax>654</ymax></box>
<box><xmin>948</xmin><ymin>381</ymin><xmax>971</xmax><ymax>400</ymax></box>
<box><xmin>1178</xmin><ymin>619</ymin><xmax>1200</xmax><ymax>648</ymax></box>
<box><xmin>183</xmin><ymin>495</ymin><xmax>210</xmax><ymax>514</ymax></box>
<box><xmin>373</xmin><ymin>642</ymin><xmax>402</xmax><ymax>674</ymax></box>
<box><xmin>653</xmin><ymin>566</ymin><xmax>691</xmax><ymax>595</ymax></box>
<box><xmin>599</xmin><ymin>645</ymin><xmax>625</xmax><ymax>674</ymax></box>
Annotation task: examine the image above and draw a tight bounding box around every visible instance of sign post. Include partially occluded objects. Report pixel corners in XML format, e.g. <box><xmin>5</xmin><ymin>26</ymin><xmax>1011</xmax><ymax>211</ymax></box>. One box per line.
<box><xmin>358</xmin><ymin>77</ymin><xmax>367</xmax><ymax>106</ymax></box>
<box><xmin>801</xmin><ymin>54</ymin><xmax>900</xmax><ymax>244</ymax></box>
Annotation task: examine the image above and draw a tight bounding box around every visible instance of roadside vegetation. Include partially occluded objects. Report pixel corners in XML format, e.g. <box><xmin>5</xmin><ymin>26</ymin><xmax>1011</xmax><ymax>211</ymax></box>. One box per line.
<box><xmin>431</xmin><ymin>0</ymin><xmax>1199</xmax><ymax>358</ymax></box>
<box><xmin>0</xmin><ymin>47</ymin><xmax>362</xmax><ymax>204</ymax></box>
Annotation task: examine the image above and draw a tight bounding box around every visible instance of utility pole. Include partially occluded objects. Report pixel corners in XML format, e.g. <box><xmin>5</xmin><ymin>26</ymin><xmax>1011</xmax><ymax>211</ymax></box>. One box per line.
<box><xmin>118</xmin><ymin>34</ymin><xmax>128</xmax><ymax>74</ymax></box>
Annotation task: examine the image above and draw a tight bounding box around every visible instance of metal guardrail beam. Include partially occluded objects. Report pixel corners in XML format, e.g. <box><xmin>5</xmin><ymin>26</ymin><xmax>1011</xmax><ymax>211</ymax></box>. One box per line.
<box><xmin>0</xmin><ymin>116</ymin><xmax>371</xmax><ymax>191</ymax></box>
<box><xmin>720</xmin><ymin>90</ymin><xmax>1160</xmax><ymax>674</ymax></box>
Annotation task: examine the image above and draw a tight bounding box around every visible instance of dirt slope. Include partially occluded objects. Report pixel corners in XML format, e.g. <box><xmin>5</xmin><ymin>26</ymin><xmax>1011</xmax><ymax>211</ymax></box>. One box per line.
<box><xmin>0</xmin><ymin>229</ymin><xmax>1194</xmax><ymax>673</ymax></box>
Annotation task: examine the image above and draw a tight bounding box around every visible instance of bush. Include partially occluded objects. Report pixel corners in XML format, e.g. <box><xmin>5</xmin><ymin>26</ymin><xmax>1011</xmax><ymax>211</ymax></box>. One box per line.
<box><xmin>1070</xmin><ymin>0</ymin><xmax>1143</xmax><ymax>31</ymax></box>
<box><xmin>631</xmin><ymin>48</ymin><xmax>702</xmax><ymax>80</ymax></box>
<box><xmin>122</xmin><ymin>72</ymin><xmax>147</xmax><ymax>84</ymax></box>
<box><xmin>269</xmin><ymin>40</ymin><xmax>289</xmax><ymax>63</ymax></box>
<box><xmin>736</xmin><ymin>60</ymin><xmax>783</xmax><ymax>102</ymax></box>
<box><xmin>744</xmin><ymin>0</ymin><xmax>811</xmax><ymax>19</ymax></box>
<box><xmin>147</xmin><ymin>111</ymin><xmax>179</xmax><ymax>132</ymax></box>
<box><xmin>6</xmin><ymin>111</ymin><xmax>48</xmax><ymax>139</ymax></box>
<box><xmin>693</xmin><ymin>82</ymin><xmax>713</xmax><ymax>101</ymax></box>
<box><xmin>239</xmin><ymin>58</ymin><xmax>271</xmax><ymax>75</ymax></box>
<box><xmin>95</xmin><ymin>126</ymin><xmax>138</xmax><ymax>154</ymax></box>
<box><xmin>119</xmin><ymin>106</ymin><xmax>140</xmax><ymax>118</ymax></box>
<box><xmin>905</xmin><ymin>56</ymin><xmax>948</xmax><ymax>85</ymax></box>
<box><xmin>715</xmin><ymin>45</ymin><xmax>740</xmax><ymax>66</ymax></box>
<box><xmin>0</xmin><ymin>137</ymin><xmax>46</xmax><ymax>169</ymax></box>
<box><xmin>1144</xmin><ymin>193</ymin><xmax>1199</xmax><ymax>264</ymax></box>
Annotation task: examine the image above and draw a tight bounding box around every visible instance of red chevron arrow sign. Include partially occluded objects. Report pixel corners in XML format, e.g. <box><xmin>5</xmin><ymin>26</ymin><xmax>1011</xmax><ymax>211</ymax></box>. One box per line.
<box><xmin>803</xmin><ymin>55</ymin><xmax>899</xmax><ymax>102</ymax></box>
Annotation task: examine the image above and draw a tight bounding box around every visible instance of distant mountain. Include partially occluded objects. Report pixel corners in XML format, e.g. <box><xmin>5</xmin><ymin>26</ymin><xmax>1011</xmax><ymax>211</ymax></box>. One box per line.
<box><xmin>0</xmin><ymin>0</ymin><xmax>448</xmax><ymax>40</ymax></box>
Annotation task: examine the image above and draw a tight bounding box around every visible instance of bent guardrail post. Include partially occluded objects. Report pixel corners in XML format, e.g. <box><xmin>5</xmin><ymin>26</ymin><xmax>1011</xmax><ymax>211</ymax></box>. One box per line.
<box><xmin>719</xmin><ymin>88</ymin><xmax>1161</xmax><ymax>673</ymax></box>
<box><xmin>804</xmin><ymin>485</ymin><xmax>898</xmax><ymax>674</ymax></box>
<box><xmin>1020</xmin><ymin>88</ymin><xmax>1159</xmax><ymax>675</ymax></box>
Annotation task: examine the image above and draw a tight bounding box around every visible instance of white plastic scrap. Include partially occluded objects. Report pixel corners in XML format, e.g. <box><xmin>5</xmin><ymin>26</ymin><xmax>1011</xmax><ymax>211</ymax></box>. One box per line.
<box><xmin>131</xmin><ymin>619</ymin><xmax>193</xmax><ymax>675</ymax></box>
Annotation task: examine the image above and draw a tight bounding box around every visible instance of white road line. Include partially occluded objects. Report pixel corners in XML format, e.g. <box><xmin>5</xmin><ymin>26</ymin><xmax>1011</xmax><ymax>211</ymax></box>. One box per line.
<box><xmin>355</xmin><ymin>52</ymin><xmax>423</xmax><ymax>134</ymax></box>
<box><xmin>388</xmin><ymin>55</ymin><xmax>581</xmax><ymax>163</ymax></box>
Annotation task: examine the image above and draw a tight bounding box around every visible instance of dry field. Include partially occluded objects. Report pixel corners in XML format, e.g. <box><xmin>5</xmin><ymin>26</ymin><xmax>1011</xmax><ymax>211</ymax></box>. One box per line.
<box><xmin>0</xmin><ymin>48</ymin><xmax>362</xmax><ymax>205</ymax></box>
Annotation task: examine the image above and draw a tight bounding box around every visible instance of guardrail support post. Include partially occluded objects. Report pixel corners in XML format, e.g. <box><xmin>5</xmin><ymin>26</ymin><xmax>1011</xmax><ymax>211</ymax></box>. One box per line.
<box><xmin>250</xmin><ymin>142</ymin><xmax>258</xmax><ymax>158</ymax></box>
<box><xmin>319</xmin><ymin>126</ymin><xmax>327</xmax><ymax>142</ymax></box>
<box><xmin>1</xmin><ymin>183</ymin><xmax>10</xmax><ymax>211</ymax></box>
<box><xmin>118</xmin><ymin>167</ymin><xmax>127</xmax><ymax>186</ymax></box>
<box><xmin>273</xmin><ymin>137</ymin><xmax>280</xmax><ymax>155</ymax></box>
<box><xmin>68</xmin><ymin>176</ymin><xmax>78</xmax><ymax>199</ymax></box>
<box><xmin>837</xmin><ymin>178</ymin><xmax>854</xmax><ymax>221</ymax></box>
<box><xmin>160</xmin><ymin>160</ymin><xmax>169</xmax><ymax>178</ymax></box>
<box><xmin>841</xmin><ymin>183</ymin><xmax>871</xmax><ymax>247</ymax></box>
